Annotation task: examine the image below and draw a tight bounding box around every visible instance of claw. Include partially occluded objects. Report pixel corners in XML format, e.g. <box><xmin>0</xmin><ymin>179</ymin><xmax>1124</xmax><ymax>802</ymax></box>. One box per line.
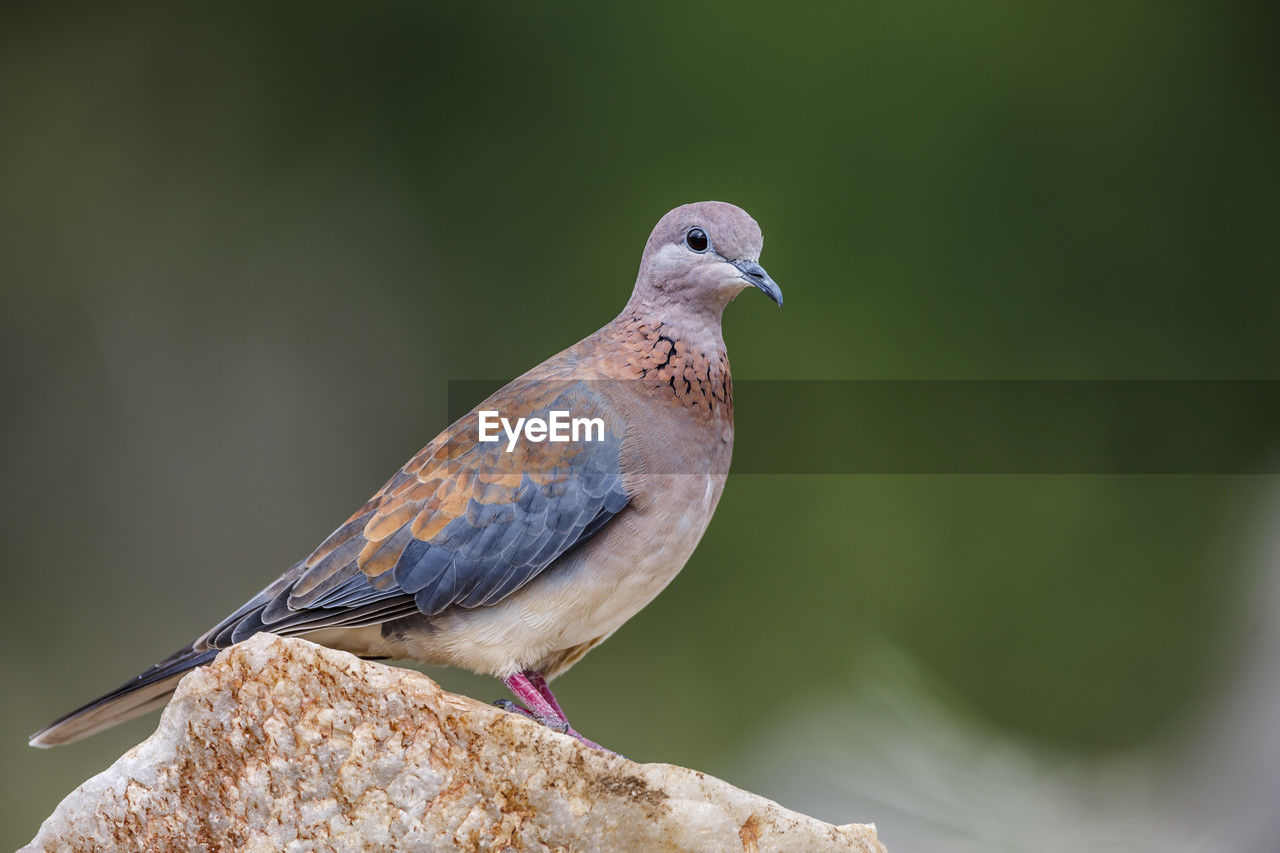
<box><xmin>494</xmin><ymin>698</ymin><xmax>570</xmax><ymax>733</ymax></box>
<box><xmin>493</xmin><ymin>699</ymin><xmax>535</xmax><ymax>719</ymax></box>
<box><xmin>501</xmin><ymin>670</ymin><xmax>612</xmax><ymax>749</ymax></box>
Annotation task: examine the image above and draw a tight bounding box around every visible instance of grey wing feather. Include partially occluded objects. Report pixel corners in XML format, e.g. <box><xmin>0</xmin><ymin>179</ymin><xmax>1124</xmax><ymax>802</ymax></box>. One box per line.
<box><xmin>195</xmin><ymin>381</ymin><xmax>631</xmax><ymax>650</ymax></box>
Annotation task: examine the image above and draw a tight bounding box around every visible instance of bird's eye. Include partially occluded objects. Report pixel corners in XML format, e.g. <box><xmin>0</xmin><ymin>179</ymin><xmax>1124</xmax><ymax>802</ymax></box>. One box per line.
<box><xmin>685</xmin><ymin>227</ymin><xmax>709</xmax><ymax>253</ymax></box>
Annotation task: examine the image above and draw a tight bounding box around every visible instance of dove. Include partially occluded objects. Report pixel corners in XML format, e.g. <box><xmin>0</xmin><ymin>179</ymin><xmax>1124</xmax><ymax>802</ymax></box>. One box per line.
<box><xmin>31</xmin><ymin>201</ymin><xmax>782</xmax><ymax>750</ymax></box>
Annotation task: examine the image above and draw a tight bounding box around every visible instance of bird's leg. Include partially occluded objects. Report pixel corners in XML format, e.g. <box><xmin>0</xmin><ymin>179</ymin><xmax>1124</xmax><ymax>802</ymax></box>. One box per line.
<box><xmin>502</xmin><ymin>672</ymin><xmax>569</xmax><ymax>732</ymax></box>
<box><xmin>528</xmin><ymin>672</ymin><xmax>608</xmax><ymax>752</ymax></box>
<box><xmin>501</xmin><ymin>671</ymin><xmax>605</xmax><ymax>751</ymax></box>
<box><xmin>525</xmin><ymin>670</ymin><xmax>567</xmax><ymax>721</ymax></box>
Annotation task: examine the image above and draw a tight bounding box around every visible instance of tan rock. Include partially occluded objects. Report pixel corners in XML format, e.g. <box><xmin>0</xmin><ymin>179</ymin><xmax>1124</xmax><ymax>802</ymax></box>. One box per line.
<box><xmin>24</xmin><ymin>634</ymin><xmax>884</xmax><ymax>852</ymax></box>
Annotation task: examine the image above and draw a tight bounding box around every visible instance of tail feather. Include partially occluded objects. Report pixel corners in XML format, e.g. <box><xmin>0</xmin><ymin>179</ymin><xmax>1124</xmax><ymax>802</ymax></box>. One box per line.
<box><xmin>29</xmin><ymin>647</ymin><xmax>219</xmax><ymax>748</ymax></box>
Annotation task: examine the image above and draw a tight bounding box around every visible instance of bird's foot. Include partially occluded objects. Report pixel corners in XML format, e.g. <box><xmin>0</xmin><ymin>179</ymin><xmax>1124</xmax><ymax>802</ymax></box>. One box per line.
<box><xmin>492</xmin><ymin>698</ymin><xmax>569</xmax><ymax>733</ymax></box>
<box><xmin>500</xmin><ymin>670</ymin><xmax>618</xmax><ymax>749</ymax></box>
<box><xmin>564</xmin><ymin>728</ymin><xmax>608</xmax><ymax>751</ymax></box>
<box><xmin>492</xmin><ymin>699</ymin><xmax>535</xmax><ymax>719</ymax></box>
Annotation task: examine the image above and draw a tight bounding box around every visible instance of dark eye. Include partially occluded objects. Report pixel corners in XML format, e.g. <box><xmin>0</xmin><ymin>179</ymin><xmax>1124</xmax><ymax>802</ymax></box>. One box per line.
<box><xmin>685</xmin><ymin>227</ymin><xmax>709</xmax><ymax>253</ymax></box>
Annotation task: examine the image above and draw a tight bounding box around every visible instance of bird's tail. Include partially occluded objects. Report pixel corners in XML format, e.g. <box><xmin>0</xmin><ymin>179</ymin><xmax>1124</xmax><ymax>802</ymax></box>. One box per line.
<box><xmin>28</xmin><ymin>646</ymin><xmax>220</xmax><ymax>748</ymax></box>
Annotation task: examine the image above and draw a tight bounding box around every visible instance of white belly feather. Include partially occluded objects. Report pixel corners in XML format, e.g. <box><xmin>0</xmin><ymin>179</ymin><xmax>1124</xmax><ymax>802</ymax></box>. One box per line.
<box><xmin>358</xmin><ymin>473</ymin><xmax>724</xmax><ymax>677</ymax></box>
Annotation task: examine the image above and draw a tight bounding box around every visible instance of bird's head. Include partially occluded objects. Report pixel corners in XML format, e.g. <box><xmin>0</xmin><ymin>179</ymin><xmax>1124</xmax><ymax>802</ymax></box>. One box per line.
<box><xmin>631</xmin><ymin>201</ymin><xmax>782</xmax><ymax>315</ymax></box>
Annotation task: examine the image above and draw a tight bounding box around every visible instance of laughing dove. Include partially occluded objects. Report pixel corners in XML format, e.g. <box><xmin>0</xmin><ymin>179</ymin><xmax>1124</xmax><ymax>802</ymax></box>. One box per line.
<box><xmin>32</xmin><ymin>201</ymin><xmax>782</xmax><ymax>750</ymax></box>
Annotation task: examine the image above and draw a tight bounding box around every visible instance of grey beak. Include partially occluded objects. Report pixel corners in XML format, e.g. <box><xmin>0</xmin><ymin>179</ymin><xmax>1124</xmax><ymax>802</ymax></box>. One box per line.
<box><xmin>732</xmin><ymin>259</ymin><xmax>783</xmax><ymax>307</ymax></box>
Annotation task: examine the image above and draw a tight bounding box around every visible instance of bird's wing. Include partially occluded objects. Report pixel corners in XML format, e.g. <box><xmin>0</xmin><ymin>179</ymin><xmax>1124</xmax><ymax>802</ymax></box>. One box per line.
<box><xmin>196</xmin><ymin>379</ymin><xmax>631</xmax><ymax>648</ymax></box>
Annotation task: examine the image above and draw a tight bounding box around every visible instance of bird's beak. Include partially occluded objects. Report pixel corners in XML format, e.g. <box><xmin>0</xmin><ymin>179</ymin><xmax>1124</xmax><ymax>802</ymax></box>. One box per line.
<box><xmin>732</xmin><ymin>258</ymin><xmax>783</xmax><ymax>307</ymax></box>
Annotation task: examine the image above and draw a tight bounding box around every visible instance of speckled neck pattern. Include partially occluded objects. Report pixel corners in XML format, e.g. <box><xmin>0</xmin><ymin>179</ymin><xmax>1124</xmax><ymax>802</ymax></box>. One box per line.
<box><xmin>603</xmin><ymin>311</ymin><xmax>732</xmax><ymax>422</ymax></box>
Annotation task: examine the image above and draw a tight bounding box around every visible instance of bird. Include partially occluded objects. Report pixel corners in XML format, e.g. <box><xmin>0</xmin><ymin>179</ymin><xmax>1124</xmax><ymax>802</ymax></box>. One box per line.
<box><xmin>30</xmin><ymin>200</ymin><xmax>782</xmax><ymax>750</ymax></box>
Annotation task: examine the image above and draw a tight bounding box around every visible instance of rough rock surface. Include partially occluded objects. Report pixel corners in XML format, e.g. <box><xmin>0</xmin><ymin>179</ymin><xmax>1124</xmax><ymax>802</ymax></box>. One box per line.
<box><xmin>26</xmin><ymin>634</ymin><xmax>884</xmax><ymax>852</ymax></box>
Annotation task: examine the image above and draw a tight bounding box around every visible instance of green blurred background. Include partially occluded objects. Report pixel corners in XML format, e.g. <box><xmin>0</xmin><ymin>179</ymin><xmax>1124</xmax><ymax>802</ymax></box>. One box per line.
<box><xmin>2</xmin><ymin>3</ymin><xmax>1278</xmax><ymax>849</ymax></box>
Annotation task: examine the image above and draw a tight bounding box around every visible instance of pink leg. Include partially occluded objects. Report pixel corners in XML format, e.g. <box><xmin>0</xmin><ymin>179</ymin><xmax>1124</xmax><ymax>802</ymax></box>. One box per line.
<box><xmin>526</xmin><ymin>670</ymin><xmax>566</xmax><ymax>721</ymax></box>
<box><xmin>501</xmin><ymin>671</ymin><xmax>606</xmax><ymax>751</ymax></box>
<box><xmin>503</xmin><ymin>672</ymin><xmax>567</xmax><ymax>731</ymax></box>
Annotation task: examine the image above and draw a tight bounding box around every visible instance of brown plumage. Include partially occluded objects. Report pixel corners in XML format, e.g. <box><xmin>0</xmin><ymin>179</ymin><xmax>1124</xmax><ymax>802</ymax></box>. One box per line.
<box><xmin>32</xmin><ymin>201</ymin><xmax>782</xmax><ymax>749</ymax></box>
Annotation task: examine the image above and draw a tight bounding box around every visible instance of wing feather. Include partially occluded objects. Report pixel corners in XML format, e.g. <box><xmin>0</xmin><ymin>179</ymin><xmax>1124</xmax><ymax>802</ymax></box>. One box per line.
<box><xmin>194</xmin><ymin>379</ymin><xmax>630</xmax><ymax>651</ymax></box>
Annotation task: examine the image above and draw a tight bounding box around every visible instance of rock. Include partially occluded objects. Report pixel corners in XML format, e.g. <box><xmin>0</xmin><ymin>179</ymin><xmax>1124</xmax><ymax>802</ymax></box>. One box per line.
<box><xmin>25</xmin><ymin>634</ymin><xmax>884</xmax><ymax>852</ymax></box>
